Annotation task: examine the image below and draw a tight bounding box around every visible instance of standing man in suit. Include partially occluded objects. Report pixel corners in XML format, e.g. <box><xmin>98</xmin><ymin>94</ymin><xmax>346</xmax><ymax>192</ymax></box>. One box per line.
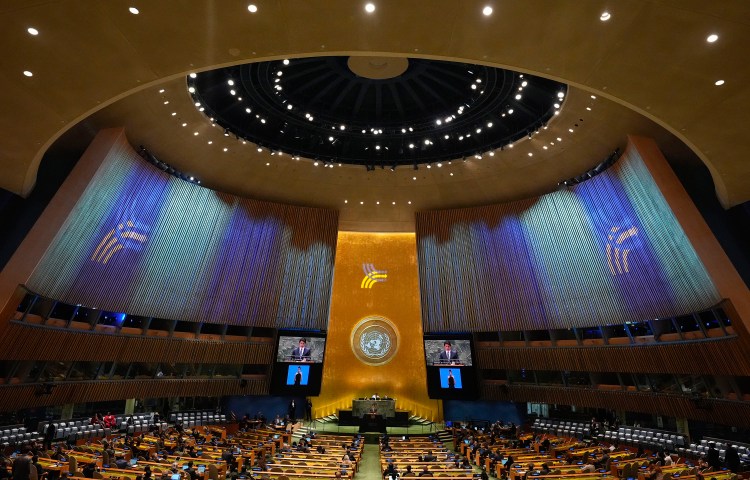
<box><xmin>439</xmin><ymin>342</ymin><xmax>459</xmax><ymax>364</ymax></box>
<box><xmin>291</xmin><ymin>338</ymin><xmax>312</xmax><ymax>361</ymax></box>
<box><xmin>288</xmin><ymin>399</ymin><xmax>296</xmax><ymax>423</ymax></box>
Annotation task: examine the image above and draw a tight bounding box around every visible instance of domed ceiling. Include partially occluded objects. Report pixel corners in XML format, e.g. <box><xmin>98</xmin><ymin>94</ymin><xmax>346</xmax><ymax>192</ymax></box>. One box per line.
<box><xmin>190</xmin><ymin>56</ymin><xmax>566</xmax><ymax>167</ymax></box>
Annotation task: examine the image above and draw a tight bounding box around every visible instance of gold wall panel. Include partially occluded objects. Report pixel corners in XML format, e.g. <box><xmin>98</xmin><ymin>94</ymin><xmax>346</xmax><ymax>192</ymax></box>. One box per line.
<box><xmin>316</xmin><ymin>232</ymin><xmax>440</xmax><ymax>421</ymax></box>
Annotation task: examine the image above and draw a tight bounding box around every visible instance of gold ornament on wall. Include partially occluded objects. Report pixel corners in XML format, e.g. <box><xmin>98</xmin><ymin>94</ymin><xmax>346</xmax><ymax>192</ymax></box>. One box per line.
<box><xmin>350</xmin><ymin>315</ymin><xmax>400</xmax><ymax>366</ymax></box>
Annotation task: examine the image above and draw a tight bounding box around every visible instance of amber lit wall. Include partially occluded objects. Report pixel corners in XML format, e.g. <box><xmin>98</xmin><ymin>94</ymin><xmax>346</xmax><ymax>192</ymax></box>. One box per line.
<box><xmin>316</xmin><ymin>232</ymin><xmax>440</xmax><ymax>421</ymax></box>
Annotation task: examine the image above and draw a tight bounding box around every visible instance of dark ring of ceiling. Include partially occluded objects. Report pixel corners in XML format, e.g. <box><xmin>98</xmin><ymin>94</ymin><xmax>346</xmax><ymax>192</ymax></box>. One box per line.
<box><xmin>190</xmin><ymin>56</ymin><xmax>567</xmax><ymax>167</ymax></box>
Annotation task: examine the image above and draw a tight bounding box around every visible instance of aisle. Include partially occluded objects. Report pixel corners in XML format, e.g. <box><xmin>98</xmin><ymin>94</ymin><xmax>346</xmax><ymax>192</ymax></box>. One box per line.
<box><xmin>357</xmin><ymin>443</ymin><xmax>384</xmax><ymax>480</ymax></box>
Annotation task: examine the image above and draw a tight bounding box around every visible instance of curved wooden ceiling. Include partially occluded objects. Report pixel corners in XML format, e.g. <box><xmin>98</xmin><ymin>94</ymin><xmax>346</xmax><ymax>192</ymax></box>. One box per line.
<box><xmin>1</xmin><ymin>1</ymin><xmax>748</xmax><ymax>231</ymax></box>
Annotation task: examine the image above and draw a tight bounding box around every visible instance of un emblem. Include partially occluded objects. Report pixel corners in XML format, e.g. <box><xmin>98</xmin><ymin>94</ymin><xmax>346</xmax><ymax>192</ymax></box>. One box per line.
<box><xmin>350</xmin><ymin>316</ymin><xmax>399</xmax><ymax>366</ymax></box>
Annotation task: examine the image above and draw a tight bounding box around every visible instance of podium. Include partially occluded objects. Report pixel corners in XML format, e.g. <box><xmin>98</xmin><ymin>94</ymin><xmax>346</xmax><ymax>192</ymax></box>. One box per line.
<box><xmin>359</xmin><ymin>413</ymin><xmax>386</xmax><ymax>433</ymax></box>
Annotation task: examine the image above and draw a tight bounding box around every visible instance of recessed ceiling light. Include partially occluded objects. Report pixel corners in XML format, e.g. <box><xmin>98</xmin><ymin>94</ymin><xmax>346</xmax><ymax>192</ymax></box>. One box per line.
<box><xmin>360</xmin><ymin>201</ymin><xmax>364</xmax><ymax>205</ymax></box>
<box><xmin>365</xmin><ymin>3</ymin><xmax>376</xmax><ymax>13</ymax></box>
<box><xmin>159</xmin><ymin>89</ymin><xmax>165</xmax><ymax>93</ymax></box>
<box><xmin>392</xmin><ymin>201</ymin><xmax>396</xmax><ymax>205</ymax></box>
<box><xmin>408</xmin><ymin>201</ymin><xmax>412</xmax><ymax>205</ymax></box>
<box><xmin>706</xmin><ymin>34</ymin><xmax>718</xmax><ymax>43</ymax></box>
<box><xmin>247</xmin><ymin>4</ymin><xmax>258</xmax><ymax>13</ymax></box>
<box><xmin>568</xmin><ymin>128</ymin><xmax>574</xmax><ymax>133</ymax></box>
<box><xmin>450</xmin><ymin>173</ymin><xmax>454</xmax><ymax>176</ymax></box>
<box><xmin>586</xmin><ymin>107</ymin><xmax>592</xmax><ymax>111</ymax></box>
<box><xmin>590</xmin><ymin>95</ymin><xmax>597</xmax><ymax>99</ymax></box>
<box><xmin>482</xmin><ymin>6</ymin><xmax>493</xmax><ymax>16</ymax></box>
<box><xmin>715</xmin><ymin>79</ymin><xmax>725</xmax><ymax>86</ymax></box>
<box><xmin>376</xmin><ymin>201</ymin><xmax>380</xmax><ymax>205</ymax></box>
<box><xmin>193</xmin><ymin>132</ymin><xmax>199</xmax><ymax>136</ymax></box>
<box><xmin>171</xmin><ymin>112</ymin><xmax>176</xmax><ymax>116</ymax></box>
<box><xmin>556</xmin><ymin>137</ymin><xmax>562</xmax><ymax>141</ymax></box>
<box><xmin>600</xmin><ymin>11</ymin><xmax>611</xmax><ymax>21</ymax></box>
<box><xmin>189</xmin><ymin>73</ymin><xmax>197</xmax><ymax>79</ymax></box>
<box><xmin>515</xmin><ymin>94</ymin><xmax>522</xmax><ymax>100</ymax></box>
<box><xmin>188</xmin><ymin>87</ymin><xmax>195</xmax><ymax>93</ymax></box>
<box><xmin>527</xmin><ymin>152</ymin><xmax>533</xmax><ymax>157</ymax></box>
<box><xmin>283</xmin><ymin>59</ymin><xmax>290</xmax><ymax>65</ymax></box>
<box><xmin>182</xmin><ymin>123</ymin><xmax>187</xmax><ymax>127</ymax></box>
<box><xmin>413</xmin><ymin>177</ymin><xmax>417</xmax><ymax>181</ymax></box>
<box><xmin>129</xmin><ymin>7</ymin><xmax>139</xmax><ymax>15</ymax></box>
<box><xmin>23</xmin><ymin>70</ymin><xmax>33</xmax><ymax>77</ymax></box>
<box><xmin>344</xmin><ymin>200</ymin><xmax>348</xmax><ymax>203</ymax></box>
<box><xmin>27</xmin><ymin>27</ymin><xmax>39</xmax><ymax>35</ymax></box>
<box><xmin>223</xmin><ymin>148</ymin><xmax>228</xmax><ymax>152</ymax></box>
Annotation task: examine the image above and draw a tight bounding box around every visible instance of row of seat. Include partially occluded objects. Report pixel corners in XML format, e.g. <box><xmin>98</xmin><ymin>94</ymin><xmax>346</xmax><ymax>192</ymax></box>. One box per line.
<box><xmin>171</xmin><ymin>410</ymin><xmax>227</xmax><ymax>427</ymax></box>
<box><xmin>684</xmin><ymin>439</ymin><xmax>750</xmax><ymax>464</ymax></box>
<box><xmin>0</xmin><ymin>431</ymin><xmax>43</xmax><ymax>448</ymax></box>
<box><xmin>600</xmin><ymin>426</ymin><xmax>686</xmax><ymax>451</ymax></box>
<box><xmin>531</xmin><ymin>419</ymin><xmax>591</xmax><ymax>438</ymax></box>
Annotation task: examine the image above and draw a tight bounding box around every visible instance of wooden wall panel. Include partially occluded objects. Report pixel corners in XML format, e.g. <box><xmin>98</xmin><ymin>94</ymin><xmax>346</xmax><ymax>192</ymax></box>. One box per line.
<box><xmin>482</xmin><ymin>383</ymin><xmax>750</xmax><ymax>428</ymax></box>
<box><xmin>476</xmin><ymin>337</ymin><xmax>750</xmax><ymax>375</ymax></box>
<box><xmin>0</xmin><ymin>322</ymin><xmax>274</xmax><ymax>364</ymax></box>
<box><xmin>0</xmin><ymin>378</ymin><xmax>268</xmax><ymax>412</ymax></box>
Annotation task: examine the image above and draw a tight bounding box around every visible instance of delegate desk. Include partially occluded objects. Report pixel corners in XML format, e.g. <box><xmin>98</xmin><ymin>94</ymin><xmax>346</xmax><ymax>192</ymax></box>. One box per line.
<box><xmin>352</xmin><ymin>399</ymin><xmax>396</xmax><ymax>418</ymax></box>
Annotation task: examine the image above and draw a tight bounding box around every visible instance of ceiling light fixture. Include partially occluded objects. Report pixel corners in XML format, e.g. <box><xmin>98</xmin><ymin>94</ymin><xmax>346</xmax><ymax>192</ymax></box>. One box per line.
<box><xmin>482</xmin><ymin>6</ymin><xmax>493</xmax><ymax>16</ymax></box>
<box><xmin>600</xmin><ymin>11</ymin><xmax>611</xmax><ymax>21</ymax></box>
<box><xmin>706</xmin><ymin>34</ymin><xmax>718</xmax><ymax>43</ymax></box>
<box><xmin>23</xmin><ymin>70</ymin><xmax>33</xmax><ymax>77</ymax></box>
<box><xmin>247</xmin><ymin>4</ymin><xmax>258</xmax><ymax>13</ymax></box>
<box><xmin>715</xmin><ymin>79</ymin><xmax>725</xmax><ymax>86</ymax></box>
<box><xmin>27</xmin><ymin>27</ymin><xmax>39</xmax><ymax>35</ymax></box>
<box><xmin>365</xmin><ymin>3</ymin><xmax>376</xmax><ymax>13</ymax></box>
<box><xmin>129</xmin><ymin>7</ymin><xmax>139</xmax><ymax>15</ymax></box>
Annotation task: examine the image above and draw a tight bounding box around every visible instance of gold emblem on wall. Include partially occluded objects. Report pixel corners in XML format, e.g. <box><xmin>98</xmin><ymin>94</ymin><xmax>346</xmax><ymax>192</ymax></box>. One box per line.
<box><xmin>361</xmin><ymin>263</ymin><xmax>388</xmax><ymax>288</ymax></box>
<box><xmin>350</xmin><ymin>316</ymin><xmax>400</xmax><ymax>366</ymax></box>
<box><xmin>606</xmin><ymin>226</ymin><xmax>638</xmax><ymax>275</ymax></box>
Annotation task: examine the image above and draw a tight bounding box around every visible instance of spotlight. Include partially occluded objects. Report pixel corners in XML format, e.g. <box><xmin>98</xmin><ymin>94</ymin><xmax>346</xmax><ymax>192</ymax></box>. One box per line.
<box><xmin>224</xmin><ymin>129</ymin><xmax>230</xmax><ymax>136</ymax></box>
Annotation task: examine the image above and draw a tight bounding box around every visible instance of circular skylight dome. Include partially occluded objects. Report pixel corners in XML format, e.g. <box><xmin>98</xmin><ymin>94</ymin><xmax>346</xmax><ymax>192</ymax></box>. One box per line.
<box><xmin>189</xmin><ymin>56</ymin><xmax>566</xmax><ymax>167</ymax></box>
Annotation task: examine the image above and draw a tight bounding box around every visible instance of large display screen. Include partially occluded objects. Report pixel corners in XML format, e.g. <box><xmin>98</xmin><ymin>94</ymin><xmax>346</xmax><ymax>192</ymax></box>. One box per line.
<box><xmin>423</xmin><ymin>339</ymin><xmax>473</xmax><ymax>366</ymax></box>
<box><xmin>423</xmin><ymin>333</ymin><xmax>477</xmax><ymax>399</ymax></box>
<box><xmin>270</xmin><ymin>330</ymin><xmax>326</xmax><ymax>395</ymax></box>
<box><xmin>276</xmin><ymin>335</ymin><xmax>326</xmax><ymax>363</ymax></box>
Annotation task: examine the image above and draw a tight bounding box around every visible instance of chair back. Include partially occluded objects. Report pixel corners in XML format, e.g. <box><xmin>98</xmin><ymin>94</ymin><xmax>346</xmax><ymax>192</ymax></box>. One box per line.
<box><xmin>208</xmin><ymin>464</ymin><xmax>219</xmax><ymax>480</ymax></box>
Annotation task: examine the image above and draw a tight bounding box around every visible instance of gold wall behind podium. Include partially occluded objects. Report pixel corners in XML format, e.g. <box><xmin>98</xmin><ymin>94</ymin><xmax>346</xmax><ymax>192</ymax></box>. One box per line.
<box><xmin>316</xmin><ymin>232</ymin><xmax>440</xmax><ymax>421</ymax></box>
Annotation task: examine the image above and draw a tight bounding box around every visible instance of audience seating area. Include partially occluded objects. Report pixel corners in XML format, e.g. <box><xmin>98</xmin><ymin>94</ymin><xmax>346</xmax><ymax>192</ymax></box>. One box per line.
<box><xmin>171</xmin><ymin>410</ymin><xmax>227</xmax><ymax>428</ymax></box>
<box><xmin>600</xmin><ymin>426</ymin><xmax>687</xmax><ymax>452</ymax></box>
<box><xmin>532</xmin><ymin>419</ymin><xmax>592</xmax><ymax>439</ymax></box>
<box><xmin>0</xmin><ymin>425</ymin><xmax>43</xmax><ymax>448</ymax></box>
<box><xmin>380</xmin><ymin>435</ymin><xmax>474</xmax><ymax>479</ymax></box>
<box><xmin>685</xmin><ymin>438</ymin><xmax>750</xmax><ymax>464</ymax></box>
